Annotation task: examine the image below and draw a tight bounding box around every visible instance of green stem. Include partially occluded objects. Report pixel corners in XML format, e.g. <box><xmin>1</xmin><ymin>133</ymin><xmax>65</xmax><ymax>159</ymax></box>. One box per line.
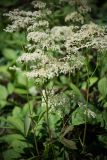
<box><xmin>44</xmin><ymin>89</ymin><xmax>51</xmax><ymax>139</ymax></box>
<box><xmin>82</xmin><ymin>58</ymin><xmax>90</xmax><ymax>152</ymax></box>
<box><xmin>43</xmin><ymin>89</ymin><xmax>57</xmax><ymax>159</ymax></box>
<box><xmin>82</xmin><ymin>55</ymin><xmax>98</xmax><ymax>151</ymax></box>
<box><xmin>26</xmin><ymin>65</ymin><xmax>39</xmax><ymax>157</ymax></box>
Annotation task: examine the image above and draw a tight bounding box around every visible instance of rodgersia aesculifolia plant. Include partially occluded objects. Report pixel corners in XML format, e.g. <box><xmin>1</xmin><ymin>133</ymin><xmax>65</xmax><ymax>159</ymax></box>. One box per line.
<box><xmin>4</xmin><ymin>0</ymin><xmax>107</xmax><ymax>147</ymax></box>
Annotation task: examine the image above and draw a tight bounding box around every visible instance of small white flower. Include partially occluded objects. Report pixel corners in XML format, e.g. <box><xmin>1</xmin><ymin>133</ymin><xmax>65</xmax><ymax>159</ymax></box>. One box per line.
<box><xmin>84</xmin><ymin>109</ymin><xmax>96</xmax><ymax>118</ymax></box>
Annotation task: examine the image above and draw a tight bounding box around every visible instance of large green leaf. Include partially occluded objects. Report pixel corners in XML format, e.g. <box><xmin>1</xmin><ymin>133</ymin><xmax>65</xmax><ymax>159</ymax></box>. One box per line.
<box><xmin>7</xmin><ymin>82</ymin><xmax>14</xmax><ymax>94</ymax></box>
<box><xmin>3</xmin><ymin>149</ymin><xmax>21</xmax><ymax>160</ymax></box>
<box><xmin>3</xmin><ymin>48</ymin><xmax>17</xmax><ymax>60</ymax></box>
<box><xmin>0</xmin><ymin>134</ymin><xmax>25</xmax><ymax>143</ymax></box>
<box><xmin>0</xmin><ymin>85</ymin><xmax>8</xmax><ymax>108</ymax></box>
<box><xmin>81</xmin><ymin>77</ymin><xmax>98</xmax><ymax>90</ymax></box>
<box><xmin>98</xmin><ymin>135</ymin><xmax>107</xmax><ymax>149</ymax></box>
<box><xmin>69</xmin><ymin>83</ymin><xmax>84</xmax><ymax>101</ymax></box>
<box><xmin>24</xmin><ymin>113</ymin><xmax>31</xmax><ymax>137</ymax></box>
<box><xmin>1</xmin><ymin>134</ymin><xmax>29</xmax><ymax>160</ymax></box>
<box><xmin>98</xmin><ymin>77</ymin><xmax>107</xmax><ymax>97</ymax></box>
<box><xmin>72</xmin><ymin>107</ymin><xmax>85</xmax><ymax>126</ymax></box>
<box><xmin>7</xmin><ymin>116</ymin><xmax>24</xmax><ymax>134</ymax></box>
<box><xmin>0</xmin><ymin>85</ymin><xmax>8</xmax><ymax>100</ymax></box>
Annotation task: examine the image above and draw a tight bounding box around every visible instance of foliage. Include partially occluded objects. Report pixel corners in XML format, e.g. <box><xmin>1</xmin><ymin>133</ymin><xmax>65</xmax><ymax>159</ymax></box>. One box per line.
<box><xmin>0</xmin><ymin>0</ymin><xmax>107</xmax><ymax>160</ymax></box>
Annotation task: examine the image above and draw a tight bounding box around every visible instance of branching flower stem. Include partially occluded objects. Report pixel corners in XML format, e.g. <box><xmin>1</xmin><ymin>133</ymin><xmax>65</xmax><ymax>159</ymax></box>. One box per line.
<box><xmin>82</xmin><ymin>55</ymin><xmax>90</xmax><ymax>152</ymax></box>
<box><xmin>82</xmin><ymin>54</ymin><xmax>98</xmax><ymax>152</ymax></box>
<box><xmin>26</xmin><ymin>65</ymin><xmax>40</xmax><ymax>157</ymax></box>
<box><xmin>42</xmin><ymin>88</ymin><xmax>57</xmax><ymax>159</ymax></box>
<box><xmin>44</xmin><ymin>88</ymin><xmax>52</xmax><ymax>139</ymax></box>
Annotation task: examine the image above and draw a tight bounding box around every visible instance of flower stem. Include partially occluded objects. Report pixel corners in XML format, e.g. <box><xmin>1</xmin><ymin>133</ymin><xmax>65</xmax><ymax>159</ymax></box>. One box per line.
<box><xmin>44</xmin><ymin>89</ymin><xmax>51</xmax><ymax>139</ymax></box>
<box><xmin>82</xmin><ymin>57</ymin><xmax>89</xmax><ymax>152</ymax></box>
<box><xmin>26</xmin><ymin>65</ymin><xmax>39</xmax><ymax>157</ymax></box>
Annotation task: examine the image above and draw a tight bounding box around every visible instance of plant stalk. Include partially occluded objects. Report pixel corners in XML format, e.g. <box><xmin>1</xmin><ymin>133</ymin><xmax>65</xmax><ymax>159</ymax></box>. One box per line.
<box><xmin>82</xmin><ymin>57</ymin><xmax>90</xmax><ymax>152</ymax></box>
<box><xmin>26</xmin><ymin>65</ymin><xmax>39</xmax><ymax>157</ymax></box>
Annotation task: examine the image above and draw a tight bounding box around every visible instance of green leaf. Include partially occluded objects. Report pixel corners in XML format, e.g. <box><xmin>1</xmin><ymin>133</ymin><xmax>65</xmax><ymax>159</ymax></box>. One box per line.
<box><xmin>24</xmin><ymin>113</ymin><xmax>31</xmax><ymax>137</ymax></box>
<box><xmin>2</xmin><ymin>134</ymin><xmax>29</xmax><ymax>160</ymax></box>
<box><xmin>14</xmin><ymin>88</ymin><xmax>27</xmax><ymax>94</ymax></box>
<box><xmin>81</xmin><ymin>77</ymin><xmax>98</xmax><ymax>89</ymax></box>
<box><xmin>0</xmin><ymin>85</ymin><xmax>8</xmax><ymax>100</ymax></box>
<box><xmin>16</xmin><ymin>72</ymin><xmax>27</xmax><ymax>86</ymax></box>
<box><xmin>12</xmin><ymin>107</ymin><xmax>21</xmax><ymax>117</ymax></box>
<box><xmin>0</xmin><ymin>85</ymin><xmax>8</xmax><ymax>108</ymax></box>
<box><xmin>69</xmin><ymin>83</ymin><xmax>84</xmax><ymax>101</ymax></box>
<box><xmin>98</xmin><ymin>135</ymin><xmax>107</xmax><ymax>148</ymax></box>
<box><xmin>0</xmin><ymin>66</ymin><xmax>10</xmax><ymax>76</ymax></box>
<box><xmin>62</xmin><ymin>126</ymin><xmax>73</xmax><ymax>137</ymax></box>
<box><xmin>72</xmin><ymin>107</ymin><xmax>85</xmax><ymax>126</ymax></box>
<box><xmin>60</xmin><ymin>137</ymin><xmax>77</xmax><ymax>150</ymax></box>
<box><xmin>104</xmin><ymin>102</ymin><xmax>107</xmax><ymax>108</ymax></box>
<box><xmin>0</xmin><ymin>134</ymin><xmax>25</xmax><ymax>143</ymax></box>
<box><xmin>22</xmin><ymin>101</ymin><xmax>34</xmax><ymax>115</ymax></box>
<box><xmin>7</xmin><ymin>83</ymin><xmax>14</xmax><ymax>94</ymax></box>
<box><xmin>60</xmin><ymin>76</ymin><xmax>68</xmax><ymax>84</ymax></box>
<box><xmin>38</xmin><ymin>111</ymin><xmax>46</xmax><ymax>123</ymax></box>
<box><xmin>0</xmin><ymin>100</ymin><xmax>7</xmax><ymax>109</ymax></box>
<box><xmin>3</xmin><ymin>48</ymin><xmax>17</xmax><ymax>60</ymax></box>
<box><xmin>3</xmin><ymin>149</ymin><xmax>21</xmax><ymax>160</ymax></box>
<box><xmin>89</xmin><ymin>77</ymin><xmax>98</xmax><ymax>87</ymax></box>
<box><xmin>7</xmin><ymin>116</ymin><xmax>24</xmax><ymax>134</ymax></box>
<box><xmin>98</xmin><ymin>77</ymin><xmax>107</xmax><ymax>97</ymax></box>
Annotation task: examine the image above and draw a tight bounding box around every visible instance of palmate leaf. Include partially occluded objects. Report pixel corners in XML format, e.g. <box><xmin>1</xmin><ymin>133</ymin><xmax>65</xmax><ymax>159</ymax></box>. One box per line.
<box><xmin>7</xmin><ymin>116</ymin><xmax>24</xmax><ymax>134</ymax></box>
<box><xmin>1</xmin><ymin>134</ymin><xmax>31</xmax><ymax>160</ymax></box>
<box><xmin>3</xmin><ymin>149</ymin><xmax>21</xmax><ymax>160</ymax></box>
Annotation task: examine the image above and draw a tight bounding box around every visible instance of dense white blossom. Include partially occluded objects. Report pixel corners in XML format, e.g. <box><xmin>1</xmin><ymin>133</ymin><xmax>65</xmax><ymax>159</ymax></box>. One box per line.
<box><xmin>4</xmin><ymin>1</ymin><xmax>51</xmax><ymax>32</ymax></box>
<box><xmin>4</xmin><ymin>1</ymin><xmax>107</xmax><ymax>81</ymax></box>
<box><xmin>65</xmin><ymin>12</ymin><xmax>84</xmax><ymax>24</ymax></box>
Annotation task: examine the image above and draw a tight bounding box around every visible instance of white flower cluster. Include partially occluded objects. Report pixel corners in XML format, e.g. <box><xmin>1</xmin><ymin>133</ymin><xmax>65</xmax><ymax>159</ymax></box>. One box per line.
<box><xmin>65</xmin><ymin>11</ymin><xmax>84</xmax><ymax>24</ymax></box>
<box><xmin>17</xmin><ymin>25</ymin><xmax>85</xmax><ymax>79</ymax></box>
<box><xmin>64</xmin><ymin>0</ymin><xmax>91</xmax><ymax>24</ymax></box>
<box><xmin>65</xmin><ymin>22</ymin><xmax>107</xmax><ymax>53</ymax></box>
<box><xmin>4</xmin><ymin>1</ymin><xmax>51</xmax><ymax>32</ymax></box>
<box><xmin>78</xmin><ymin>102</ymin><xmax>96</xmax><ymax>118</ymax></box>
<box><xmin>27</xmin><ymin>20</ymin><xmax>49</xmax><ymax>32</ymax></box>
<box><xmin>47</xmin><ymin>90</ymin><xmax>71</xmax><ymax>114</ymax></box>
<box><xmin>84</xmin><ymin>109</ymin><xmax>96</xmax><ymax>118</ymax></box>
<box><xmin>4</xmin><ymin>1</ymin><xmax>107</xmax><ymax>81</ymax></box>
<box><xmin>31</xmin><ymin>1</ymin><xmax>46</xmax><ymax>9</ymax></box>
